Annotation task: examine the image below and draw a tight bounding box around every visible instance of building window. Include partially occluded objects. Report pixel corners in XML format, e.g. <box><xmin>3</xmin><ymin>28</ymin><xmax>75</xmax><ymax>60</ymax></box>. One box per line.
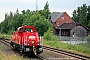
<box><xmin>61</xmin><ymin>17</ymin><xmax>64</xmax><ymax>20</ymax></box>
<box><xmin>66</xmin><ymin>22</ymin><xmax>68</xmax><ymax>23</ymax></box>
<box><xmin>73</xmin><ymin>32</ymin><xmax>75</xmax><ymax>37</ymax></box>
<box><xmin>73</xmin><ymin>32</ymin><xmax>74</xmax><ymax>35</ymax></box>
<box><xmin>57</xmin><ymin>23</ymin><xmax>59</xmax><ymax>26</ymax></box>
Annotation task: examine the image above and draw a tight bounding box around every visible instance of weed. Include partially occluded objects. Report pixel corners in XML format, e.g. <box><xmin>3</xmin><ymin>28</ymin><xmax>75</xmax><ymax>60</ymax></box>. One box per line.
<box><xmin>42</xmin><ymin>39</ymin><xmax>90</xmax><ymax>56</ymax></box>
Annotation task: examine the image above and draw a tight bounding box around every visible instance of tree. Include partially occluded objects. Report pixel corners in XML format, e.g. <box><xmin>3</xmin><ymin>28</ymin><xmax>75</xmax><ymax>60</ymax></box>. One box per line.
<box><xmin>38</xmin><ymin>1</ymin><xmax>51</xmax><ymax>19</ymax></box>
<box><xmin>72</xmin><ymin>10</ymin><xmax>78</xmax><ymax>22</ymax></box>
<box><xmin>22</xmin><ymin>10</ymin><xmax>26</xmax><ymax>14</ymax></box>
<box><xmin>87</xmin><ymin>5</ymin><xmax>90</xmax><ymax>28</ymax></box>
<box><xmin>81</xmin><ymin>4</ymin><xmax>87</xmax><ymax>27</ymax></box>
<box><xmin>44</xmin><ymin>1</ymin><xmax>49</xmax><ymax>10</ymax></box>
<box><xmin>0</xmin><ymin>1</ymin><xmax>52</xmax><ymax>35</ymax></box>
<box><xmin>23</xmin><ymin>13</ymin><xmax>52</xmax><ymax>36</ymax></box>
<box><xmin>0</xmin><ymin>9</ymin><xmax>23</xmax><ymax>34</ymax></box>
<box><xmin>72</xmin><ymin>4</ymin><xmax>88</xmax><ymax>27</ymax></box>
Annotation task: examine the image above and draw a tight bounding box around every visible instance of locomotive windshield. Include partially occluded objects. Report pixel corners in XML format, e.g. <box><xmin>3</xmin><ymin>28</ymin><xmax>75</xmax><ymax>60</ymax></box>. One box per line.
<box><xmin>18</xmin><ymin>28</ymin><xmax>33</xmax><ymax>32</ymax></box>
<box><xmin>24</xmin><ymin>28</ymin><xmax>32</xmax><ymax>32</ymax></box>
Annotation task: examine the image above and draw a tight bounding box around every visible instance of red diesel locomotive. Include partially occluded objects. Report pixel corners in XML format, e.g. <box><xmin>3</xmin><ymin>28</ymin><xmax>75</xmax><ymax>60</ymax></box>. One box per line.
<box><xmin>10</xmin><ymin>26</ymin><xmax>43</xmax><ymax>54</ymax></box>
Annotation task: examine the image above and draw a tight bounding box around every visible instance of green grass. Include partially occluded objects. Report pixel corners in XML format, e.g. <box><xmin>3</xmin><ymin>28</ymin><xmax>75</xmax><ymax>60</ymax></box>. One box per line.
<box><xmin>0</xmin><ymin>41</ymin><xmax>30</xmax><ymax>60</ymax></box>
<box><xmin>0</xmin><ymin>50</ymin><xmax>30</xmax><ymax>60</ymax></box>
<box><xmin>42</xmin><ymin>40</ymin><xmax>90</xmax><ymax>56</ymax></box>
<box><xmin>1</xmin><ymin>34</ymin><xmax>90</xmax><ymax>56</ymax></box>
<box><xmin>0</xmin><ymin>34</ymin><xmax>11</xmax><ymax>39</ymax></box>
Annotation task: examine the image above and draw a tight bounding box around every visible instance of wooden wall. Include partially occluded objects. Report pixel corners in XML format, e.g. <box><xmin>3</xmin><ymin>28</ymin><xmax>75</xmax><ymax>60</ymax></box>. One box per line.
<box><xmin>70</xmin><ymin>26</ymin><xmax>87</xmax><ymax>37</ymax></box>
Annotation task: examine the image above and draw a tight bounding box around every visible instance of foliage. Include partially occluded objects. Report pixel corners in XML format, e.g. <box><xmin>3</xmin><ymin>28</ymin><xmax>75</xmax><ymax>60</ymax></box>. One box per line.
<box><xmin>23</xmin><ymin>13</ymin><xmax>52</xmax><ymax>36</ymax></box>
<box><xmin>85</xmin><ymin>35</ymin><xmax>90</xmax><ymax>47</ymax></box>
<box><xmin>72</xmin><ymin>4</ymin><xmax>90</xmax><ymax>28</ymax></box>
<box><xmin>43</xmin><ymin>40</ymin><xmax>90</xmax><ymax>56</ymax></box>
<box><xmin>0</xmin><ymin>34</ymin><xmax>11</xmax><ymax>39</ymax></box>
<box><xmin>43</xmin><ymin>28</ymin><xmax>58</xmax><ymax>41</ymax></box>
<box><xmin>43</xmin><ymin>1</ymin><xmax>51</xmax><ymax>19</ymax></box>
<box><xmin>85</xmin><ymin>35</ymin><xmax>90</xmax><ymax>41</ymax></box>
<box><xmin>0</xmin><ymin>1</ymin><xmax>51</xmax><ymax>36</ymax></box>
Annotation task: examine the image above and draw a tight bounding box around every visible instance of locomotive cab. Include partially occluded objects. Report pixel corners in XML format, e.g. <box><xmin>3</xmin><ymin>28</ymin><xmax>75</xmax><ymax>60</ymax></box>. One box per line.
<box><xmin>10</xmin><ymin>26</ymin><xmax>43</xmax><ymax>54</ymax></box>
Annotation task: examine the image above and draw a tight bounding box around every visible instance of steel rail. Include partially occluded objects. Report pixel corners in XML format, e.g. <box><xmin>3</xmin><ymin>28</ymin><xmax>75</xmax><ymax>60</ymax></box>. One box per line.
<box><xmin>43</xmin><ymin>45</ymin><xmax>90</xmax><ymax>60</ymax></box>
<box><xmin>0</xmin><ymin>38</ymin><xmax>44</xmax><ymax>60</ymax></box>
<box><xmin>0</xmin><ymin>38</ymin><xmax>12</xmax><ymax>48</ymax></box>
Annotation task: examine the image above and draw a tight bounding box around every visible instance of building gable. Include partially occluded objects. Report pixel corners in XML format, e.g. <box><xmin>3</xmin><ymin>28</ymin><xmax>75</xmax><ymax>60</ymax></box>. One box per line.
<box><xmin>55</xmin><ymin>12</ymin><xmax>74</xmax><ymax>28</ymax></box>
<box><xmin>48</xmin><ymin>12</ymin><xmax>64</xmax><ymax>22</ymax></box>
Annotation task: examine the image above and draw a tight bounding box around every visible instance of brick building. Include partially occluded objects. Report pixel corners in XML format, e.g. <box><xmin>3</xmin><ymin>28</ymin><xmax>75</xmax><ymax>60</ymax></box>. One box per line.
<box><xmin>48</xmin><ymin>12</ymin><xmax>88</xmax><ymax>37</ymax></box>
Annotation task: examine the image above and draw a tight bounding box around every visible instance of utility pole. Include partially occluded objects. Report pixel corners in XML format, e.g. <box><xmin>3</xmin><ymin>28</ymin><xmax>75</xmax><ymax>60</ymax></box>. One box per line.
<box><xmin>35</xmin><ymin>0</ymin><xmax>38</xmax><ymax>11</ymax></box>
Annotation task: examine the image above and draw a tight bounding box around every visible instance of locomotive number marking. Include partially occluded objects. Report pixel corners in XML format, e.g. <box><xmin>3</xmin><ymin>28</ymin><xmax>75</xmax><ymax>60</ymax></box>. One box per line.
<box><xmin>29</xmin><ymin>36</ymin><xmax>35</xmax><ymax>39</ymax></box>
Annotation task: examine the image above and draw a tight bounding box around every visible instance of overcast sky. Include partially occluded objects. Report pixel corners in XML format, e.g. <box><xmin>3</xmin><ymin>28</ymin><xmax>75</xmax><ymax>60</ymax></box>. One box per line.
<box><xmin>0</xmin><ymin>0</ymin><xmax>90</xmax><ymax>23</ymax></box>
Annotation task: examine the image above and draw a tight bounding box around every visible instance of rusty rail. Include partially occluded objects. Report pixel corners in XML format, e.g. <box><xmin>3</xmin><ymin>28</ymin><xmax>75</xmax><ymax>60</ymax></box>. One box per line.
<box><xmin>0</xmin><ymin>38</ymin><xmax>44</xmax><ymax>60</ymax></box>
<box><xmin>43</xmin><ymin>45</ymin><xmax>90</xmax><ymax>60</ymax></box>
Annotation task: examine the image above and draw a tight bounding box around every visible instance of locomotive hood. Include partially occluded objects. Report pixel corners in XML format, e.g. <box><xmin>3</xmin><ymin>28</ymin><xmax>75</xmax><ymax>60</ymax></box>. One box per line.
<box><xmin>16</xmin><ymin>26</ymin><xmax>40</xmax><ymax>46</ymax></box>
<box><xmin>23</xmin><ymin>32</ymin><xmax>37</xmax><ymax>40</ymax></box>
<box><xmin>22</xmin><ymin>31</ymin><xmax>40</xmax><ymax>46</ymax></box>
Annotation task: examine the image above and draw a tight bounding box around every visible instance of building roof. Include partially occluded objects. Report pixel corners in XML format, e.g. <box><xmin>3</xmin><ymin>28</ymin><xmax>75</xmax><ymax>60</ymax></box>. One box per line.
<box><xmin>58</xmin><ymin>22</ymin><xmax>89</xmax><ymax>30</ymax></box>
<box><xmin>48</xmin><ymin>12</ymin><xmax>64</xmax><ymax>22</ymax></box>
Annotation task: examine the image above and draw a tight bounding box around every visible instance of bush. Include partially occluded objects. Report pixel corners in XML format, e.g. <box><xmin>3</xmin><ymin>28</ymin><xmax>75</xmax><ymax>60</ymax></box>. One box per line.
<box><xmin>7</xmin><ymin>29</ymin><xmax>14</xmax><ymax>35</ymax></box>
<box><xmin>43</xmin><ymin>28</ymin><xmax>58</xmax><ymax>41</ymax></box>
<box><xmin>0</xmin><ymin>34</ymin><xmax>10</xmax><ymax>39</ymax></box>
<box><xmin>85</xmin><ymin>35</ymin><xmax>90</xmax><ymax>47</ymax></box>
<box><xmin>85</xmin><ymin>35</ymin><xmax>90</xmax><ymax>41</ymax></box>
<box><xmin>85</xmin><ymin>35</ymin><xmax>90</xmax><ymax>44</ymax></box>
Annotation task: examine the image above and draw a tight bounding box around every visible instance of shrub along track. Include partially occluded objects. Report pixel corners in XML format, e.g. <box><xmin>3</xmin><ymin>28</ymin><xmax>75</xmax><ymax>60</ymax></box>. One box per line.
<box><xmin>0</xmin><ymin>38</ymin><xmax>45</xmax><ymax>60</ymax></box>
<box><xmin>43</xmin><ymin>45</ymin><xmax>90</xmax><ymax>60</ymax></box>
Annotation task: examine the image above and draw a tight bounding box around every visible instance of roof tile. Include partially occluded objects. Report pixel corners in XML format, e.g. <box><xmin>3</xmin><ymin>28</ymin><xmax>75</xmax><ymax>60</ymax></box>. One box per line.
<box><xmin>48</xmin><ymin>12</ymin><xmax>64</xmax><ymax>22</ymax></box>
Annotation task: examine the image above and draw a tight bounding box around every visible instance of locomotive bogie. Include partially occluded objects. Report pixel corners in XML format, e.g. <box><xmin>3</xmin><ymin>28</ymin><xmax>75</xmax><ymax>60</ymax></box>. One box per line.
<box><xmin>10</xmin><ymin>41</ymin><xmax>43</xmax><ymax>54</ymax></box>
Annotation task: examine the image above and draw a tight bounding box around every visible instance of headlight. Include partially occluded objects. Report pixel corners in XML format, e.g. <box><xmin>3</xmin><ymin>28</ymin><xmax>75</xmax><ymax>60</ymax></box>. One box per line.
<box><xmin>32</xmin><ymin>41</ymin><xmax>34</xmax><ymax>44</ymax></box>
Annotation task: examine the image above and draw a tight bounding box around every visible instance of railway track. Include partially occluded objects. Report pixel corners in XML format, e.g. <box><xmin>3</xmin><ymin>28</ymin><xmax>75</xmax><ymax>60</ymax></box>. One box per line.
<box><xmin>43</xmin><ymin>45</ymin><xmax>90</xmax><ymax>60</ymax></box>
<box><xmin>35</xmin><ymin>54</ymin><xmax>45</xmax><ymax>60</ymax></box>
<box><xmin>1</xmin><ymin>38</ymin><xmax>90</xmax><ymax>60</ymax></box>
<box><xmin>0</xmin><ymin>38</ymin><xmax>12</xmax><ymax>48</ymax></box>
<box><xmin>0</xmin><ymin>38</ymin><xmax>44</xmax><ymax>60</ymax></box>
